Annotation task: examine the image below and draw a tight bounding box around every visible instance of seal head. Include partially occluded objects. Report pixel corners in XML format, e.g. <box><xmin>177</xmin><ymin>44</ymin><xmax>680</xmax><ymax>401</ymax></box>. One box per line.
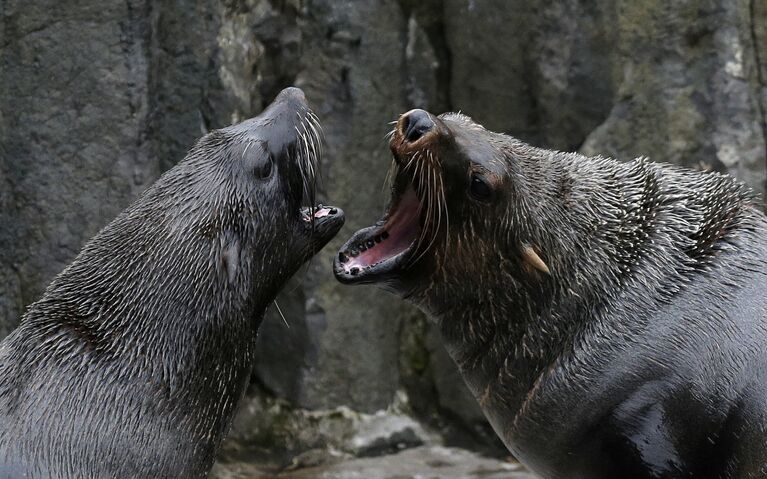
<box><xmin>334</xmin><ymin>108</ymin><xmax>523</xmax><ymax>297</ymax></box>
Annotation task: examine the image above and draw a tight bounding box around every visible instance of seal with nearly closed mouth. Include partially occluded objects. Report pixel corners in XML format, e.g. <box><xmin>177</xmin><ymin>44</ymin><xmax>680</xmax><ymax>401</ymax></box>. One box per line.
<box><xmin>335</xmin><ymin>109</ymin><xmax>767</xmax><ymax>478</ymax></box>
<box><xmin>0</xmin><ymin>87</ymin><xmax>344</xmax><ymax>478</ymax></box>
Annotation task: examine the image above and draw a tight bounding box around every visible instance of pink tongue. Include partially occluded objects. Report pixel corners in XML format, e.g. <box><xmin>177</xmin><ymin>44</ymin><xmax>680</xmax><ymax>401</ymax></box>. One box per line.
<box><xmin>313</xmin><ymin>207</ymin><xmax>332</xmax><ymax>218</ymax></box>
<box><xmin>343</xmin><ymin>186</ymin><xmax>421</xmax><ymax>272</ymax></box>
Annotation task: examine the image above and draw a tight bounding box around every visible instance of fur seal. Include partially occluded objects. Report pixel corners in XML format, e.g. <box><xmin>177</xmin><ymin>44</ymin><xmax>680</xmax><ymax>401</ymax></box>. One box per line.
<box><xmin>334</xmin><ymin>108</ymin><xmax>767</xmax><ymax>478</ymax></box>
<box><xmin>0</xmin><ymin>87</ymin><xmax>344</xmax><ymax>478</ymax></box>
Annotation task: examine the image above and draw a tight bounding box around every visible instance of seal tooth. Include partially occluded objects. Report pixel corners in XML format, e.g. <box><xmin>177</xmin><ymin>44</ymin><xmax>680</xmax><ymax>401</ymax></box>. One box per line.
<box><xmin>381</xmin><ymin>231</ymin><xmax>389</xmax><ymax>240</ymax></box>
<box><xmin>350</xmin><ymin>267</ymin><xmax>360</xmax><ymax>275</ymax></box>
<box><xmin>521</xmin><ymin>244</ymin><xmax>550</xmax><ymax>275</ymax></box>
<box><xmin>338</xmin><ymin>252</ymin><xmax>349</xmax><ymax>263</ymax></box>
<box><xmin>350</xmin><ymin>249</ymin><xmax>359</xmax><ymax>257</ymax></box>
<box><xmin>366</xmin><ymin>239</ymin><xmax>375</xmax><ymax>248</ymax></box>
<box><xmin>358</xmin><ymin>243</ymin><xmax>367</xmax><ymax>252</ymax></box>
<box><xmin>374</xmin><ymin>235</ymin><xmax>382</xmax><ymax>243</ymax></box>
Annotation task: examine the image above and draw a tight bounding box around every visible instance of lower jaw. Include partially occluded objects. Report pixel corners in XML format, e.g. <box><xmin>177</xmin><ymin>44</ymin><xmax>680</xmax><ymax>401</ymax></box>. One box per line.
<box><xmin>334</xmin><ymin>245</ymin><xmax>412</xmax><ymax>284</ymax></box>
<box><xmin>299</xmin><ymin>204</ymin><xmax>345</xmax><ymax>255</ymax></box>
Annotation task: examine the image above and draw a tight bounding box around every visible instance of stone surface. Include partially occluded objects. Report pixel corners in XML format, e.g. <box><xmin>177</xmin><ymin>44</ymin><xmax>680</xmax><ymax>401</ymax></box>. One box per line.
<box><xmin>581</xmin><ymin>0</ymin><xmax>767</xmax><ymax>200</ymax></box>
<box><xmin>288</xmin><ymin>0</ymin><xmax>415</xmax><ymax>413</ymax></box>
<box><xmin>0</xmin><ymin>0</ymin><xmax>157</xmax><ymax>337</ymax></box>
<box><xmin>211</xmin><ymin>446</ymin><xmax>533</xmax><ymax>479</ymax></box>
<box><xmin>223</xmin><ymin>390</ymin><xmax>432</xmax><ymax>458</ymax></box>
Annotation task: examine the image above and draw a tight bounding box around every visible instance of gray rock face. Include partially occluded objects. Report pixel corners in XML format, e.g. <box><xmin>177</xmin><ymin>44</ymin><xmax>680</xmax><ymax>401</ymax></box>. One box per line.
<box><xmin>581</xmin><ymin>1</ymin><xmax>767</xmax><ymax>196</ymax></box>
<box><xmin>1</xmin><ymin>0</ymin><xmax>156</xmax><ymax>337</ymax></box>
<box><xmin>2</xmin><ymin>0</ymin><xmax>767</xmax><ymax>472</ymax></box>
<box><xmin>286</xmin><ymin>0</ymin><xmax>412</xmax><ymax>413</ymax></box>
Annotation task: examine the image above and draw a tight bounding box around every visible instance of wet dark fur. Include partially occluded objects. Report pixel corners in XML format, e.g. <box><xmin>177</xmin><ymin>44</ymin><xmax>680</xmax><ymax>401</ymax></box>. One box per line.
<box><xmin>354</xmin><ymin>112</ymin><xmax>767</xmax><ymax>478</ymax></box>
<box><xmin>0</xmin><ymin>88</ymin><xmax>341</xmax><ymax>478</ymax></box>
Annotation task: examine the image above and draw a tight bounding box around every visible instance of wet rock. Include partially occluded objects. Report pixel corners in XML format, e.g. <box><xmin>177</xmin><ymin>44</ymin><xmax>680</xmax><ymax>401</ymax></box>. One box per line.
<box><xmin>276</xmin><ymin>446</ymin><xmax>532</xmax><ymax>479</ymax></box>
<box><xmin>347</xmin><ymin>408</ymin><xmax>429</xmax><ymax>456</ymax></box>
<box><xmin>225</xmin><ymin>391</ymin><xmax>432</xmax><ymax>458</ymax></box>
<box><xmin>212</xmin><ymin>446</ymin><xmax>532</xmax><ymax>479</ymax></box>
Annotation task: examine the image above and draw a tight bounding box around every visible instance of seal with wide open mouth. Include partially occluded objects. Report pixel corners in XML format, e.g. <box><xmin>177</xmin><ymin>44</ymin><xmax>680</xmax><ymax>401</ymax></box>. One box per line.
<box><xmin>333</xmin><ymin>107</ymin><xmax>767</xmax><ymax>478</ymax></box>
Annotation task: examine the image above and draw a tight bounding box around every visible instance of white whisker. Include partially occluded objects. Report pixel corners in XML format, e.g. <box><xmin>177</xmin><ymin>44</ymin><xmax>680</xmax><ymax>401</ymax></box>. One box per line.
<box><xmin>273</xmin><ymin>300</ymin><xmax>289</xmax><ymax>328</ymax></box>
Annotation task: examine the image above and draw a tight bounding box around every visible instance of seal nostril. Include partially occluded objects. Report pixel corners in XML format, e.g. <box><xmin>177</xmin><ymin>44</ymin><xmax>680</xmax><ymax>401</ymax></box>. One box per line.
<box><xmin>402</xmin><ymin>109</ymin><xmax>435</xmax><ymax>142</ymax></box>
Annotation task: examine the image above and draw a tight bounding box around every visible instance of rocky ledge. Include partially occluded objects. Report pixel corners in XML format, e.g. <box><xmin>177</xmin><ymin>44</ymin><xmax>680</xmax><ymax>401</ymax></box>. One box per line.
<box><xmin>211</xmin><ymin>445</ymin><xmax>533</xmax><ymax>479</ymax></box>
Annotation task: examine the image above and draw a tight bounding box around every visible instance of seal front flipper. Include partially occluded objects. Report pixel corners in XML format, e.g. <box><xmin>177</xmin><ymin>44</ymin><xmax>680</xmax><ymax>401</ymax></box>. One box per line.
<box><xmin>0</xmin><ymin>87</ymin><xmax>343</xmax><ymax>478</ymax></box>
<box><xmin>335</xmin><ymin>108</ymin><xmax>767</xmax><ymax>478</ymax></box>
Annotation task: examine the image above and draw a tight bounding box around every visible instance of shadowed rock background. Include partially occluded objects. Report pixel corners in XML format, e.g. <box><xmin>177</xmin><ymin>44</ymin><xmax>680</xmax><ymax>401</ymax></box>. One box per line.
<box><xmin>1</xmin><ymin>0</ymin><xmax>766</xmax><ymax>476</ymax></box>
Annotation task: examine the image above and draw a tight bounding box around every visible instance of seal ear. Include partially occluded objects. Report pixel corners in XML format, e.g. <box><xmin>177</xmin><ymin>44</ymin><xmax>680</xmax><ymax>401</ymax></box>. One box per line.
<box><xmin>220</xmin><ymin>236</ymin><xmax>242</xmax><ymax>285</ymax></box>
<box><xmin>521</xmin><ymin>243</ymin><xmax>550</xmax><ymax>275</ymax></box>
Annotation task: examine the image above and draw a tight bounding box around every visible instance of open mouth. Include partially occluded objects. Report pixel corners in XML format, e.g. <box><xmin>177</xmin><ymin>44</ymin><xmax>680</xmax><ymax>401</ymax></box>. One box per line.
<box><xmin>298</xmin><ymin>203</ymin><xmax>345</xmax><ymax>253</ymax></box>
<box><xmin>334</xmin><ymin>170</ymin><xmax>425</xmax><ymax>284</ymax></box>
<box><xmin>301</xmin><ymin>204</ymin><xmax>338</xmax><ymax>222</ymax></box>
<box><xmin>334</xmin><ymin>108</ymin><xmax>446</xmax><ymax>285</ymax></box>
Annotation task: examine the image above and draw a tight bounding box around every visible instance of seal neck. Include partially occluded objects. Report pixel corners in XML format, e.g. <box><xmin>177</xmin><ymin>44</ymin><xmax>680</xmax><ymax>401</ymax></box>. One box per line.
<box><xmin>423</xmin><ymin>151</ymin><xmax>759</xmax><ymax>430</ymax></box>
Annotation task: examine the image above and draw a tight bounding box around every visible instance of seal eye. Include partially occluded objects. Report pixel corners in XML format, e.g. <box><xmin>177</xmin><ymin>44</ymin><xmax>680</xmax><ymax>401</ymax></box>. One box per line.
<box><xmin>469</xmin><ymin>174</ymin><xmax>493</xmax><ymax>202</ymax></box>
<box><xmin>253</xmin><ymin>154</ymin><xmax>274</xmax><ymax>180</ymax></box>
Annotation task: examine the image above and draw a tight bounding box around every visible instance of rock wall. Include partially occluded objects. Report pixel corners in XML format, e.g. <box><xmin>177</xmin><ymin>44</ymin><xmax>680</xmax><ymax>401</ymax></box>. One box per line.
<box><xmin>2</xmin><ymin>0</ymin><xmax>766</xmax><ymax>461</ymax></box>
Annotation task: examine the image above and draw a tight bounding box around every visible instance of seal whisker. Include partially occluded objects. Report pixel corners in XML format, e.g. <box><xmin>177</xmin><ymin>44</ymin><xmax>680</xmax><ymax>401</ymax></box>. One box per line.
<box><xmin>404</xmin><ymin>152</ymin><xmax>419</xmax><ymax>172</ymax></box>
<box><xmin>273</xmin><ymin>300</ymin><xmax>290</xmax><ymax>328</ymax></box>
<box><xmin>308</xmin><ymin>122</ymin><xmax>322</xmax><ymax>193</ymax></box>
<box><xmin>303</xmin><ymin>122</ymin><xmax>319</xmax><ymax>180</ymax></box>
<box><xmin>299</xmin><ymin>126</ymin><xmax>315</xmax><ymax>203</ymax></box>
<box><xmin>412</xmin><ymin>161</ymin><xmax>442</xmax><ymax>265</ymax></box>
<box><xmin>429</xmin><ymin>153</ymin><xmax>445</xmax><ymax>250</ymax></box>
<box><xmin>294</xmin><ymin>126</ymin><xmax>313</xmax><ymax>209</ymax></box>
<box><xmin>438</xmin><ymin>160</ymin><xmax>450</xmax><ymax>255</ymax></box>
<box><xmin>305</xmin><ymin>115</ymin><xmax>324</xmax><ymax>158</ymax></box>
<box><xmin>410</xmin><ymin>156</ymin><xmax>436</xmax><ymax>265</ymax></box>
<box><xmin>382</xmin><ymin>158</ymin><xmax>397</xmax><ymax>193</ymax></box>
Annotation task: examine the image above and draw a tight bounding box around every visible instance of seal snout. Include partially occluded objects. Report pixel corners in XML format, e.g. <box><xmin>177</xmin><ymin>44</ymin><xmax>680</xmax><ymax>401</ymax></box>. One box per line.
<box><xmin>399</xmin><ymin>109</ymin><xmax>435</xmax><ymax>143</ymax></box>
<box><xmin>274</xmin><ymin>86</ymin><xmax>307</xmax><ymax>105</ymax></box>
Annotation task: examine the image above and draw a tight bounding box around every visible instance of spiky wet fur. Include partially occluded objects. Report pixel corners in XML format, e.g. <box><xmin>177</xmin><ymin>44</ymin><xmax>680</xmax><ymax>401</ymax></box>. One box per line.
<box><xmin>391</xmin><ymin>113</ymin><xmax>767</xmax><ymax>477</ymax></box>
<box><xmin>0</xmin><ymin>94</ymin><xmax>331</xmax><ymax>478</ymax></box>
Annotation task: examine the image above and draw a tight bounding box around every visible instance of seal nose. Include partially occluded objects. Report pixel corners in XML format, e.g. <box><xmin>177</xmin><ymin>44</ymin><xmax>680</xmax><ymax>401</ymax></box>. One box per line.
<box><xmin>274</xmin><ymin>86</ymin><xmax>306</xmax><ymax>104</ymax></box>
<box><xmin>401</xmin><ymin>109</ymin><xmax>435</xmax><ymax>142</ymax></box>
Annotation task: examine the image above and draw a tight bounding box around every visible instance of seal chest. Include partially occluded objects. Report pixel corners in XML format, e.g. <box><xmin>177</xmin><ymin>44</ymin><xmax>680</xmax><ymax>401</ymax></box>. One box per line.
<box><xmin>335</xmin><ymin>108</ymin><xmax>767</xmax><ymax>478</ymax></box>
<box><xmin>0</xmin><ymin>87</ymin><xmax>344</xmax><ymax>478</ymax></box>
